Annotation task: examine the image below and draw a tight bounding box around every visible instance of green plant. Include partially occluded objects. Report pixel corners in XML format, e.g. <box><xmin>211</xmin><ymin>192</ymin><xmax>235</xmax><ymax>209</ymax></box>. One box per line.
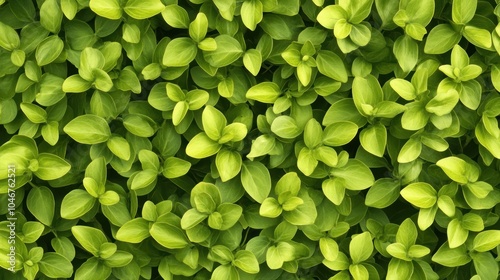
<box><xmin>1</xmin><ymin>0</ymin><xmax>500</xmax><ymax>279</ymax></box>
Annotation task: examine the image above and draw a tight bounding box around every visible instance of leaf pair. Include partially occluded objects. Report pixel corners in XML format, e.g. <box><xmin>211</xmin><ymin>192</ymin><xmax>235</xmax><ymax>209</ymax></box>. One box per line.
<box><xmin>72</xmin><ymin>226</ymin><xmax>133</xmax><ymax>280</ymax></box>
<box><xmin>0</xmin><ymin>136</ymin><xmax>70</xmax><ymax>182</ymax></box>
<box><xmin>90</xmin><ymin>0</ymin><xmax>165</xmax><ymax>20</ymax></box>
<box><xmin>61</xmin><ymin>157</ymin><xmax>119</xmax><ymax>220</ymax></box>
<box><xmin>63</xmin><ymin>44</ymin><xmax>124</xmax><ymax>93</ymax></box>
<box><xmin>260</xmin><ymin>172</ymin><xmax>317</xmax><ymax>226</ymax></box>
<box><xmin>186</xmin><ymin>106</ymin><xmax>247</xmax><ymax>181</ymax></box>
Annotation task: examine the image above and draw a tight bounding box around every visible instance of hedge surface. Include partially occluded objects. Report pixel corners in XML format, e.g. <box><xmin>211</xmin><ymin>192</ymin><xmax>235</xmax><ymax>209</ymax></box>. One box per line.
<box><xmin>0</xmin><ymin>0</ymin><xmax>499</xmax><ymax>279</ymax></box>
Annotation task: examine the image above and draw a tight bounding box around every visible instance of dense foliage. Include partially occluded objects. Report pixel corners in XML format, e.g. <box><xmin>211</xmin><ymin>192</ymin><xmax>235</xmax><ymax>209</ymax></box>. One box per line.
<box><xmin>0</xmin><ymin>0</ymin><xmax>500</xmax><ymax>279</ymax></box>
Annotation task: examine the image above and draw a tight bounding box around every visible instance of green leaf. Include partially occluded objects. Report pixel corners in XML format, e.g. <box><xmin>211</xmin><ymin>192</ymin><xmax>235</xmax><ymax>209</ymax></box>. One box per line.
<box><xmin>436</xmin><ymin>156</ymin><xmax>478</xmax><ymax>184</ymax></box>
<box><xmin>424</xmin><ymin>24</ymin><xmax>461</xmax><ymax>54</ymax></box>
<box><xmin>330</xmin><ymin>159</ymin><xmax>374</xmax><ymax>190</ymax></box>
<box><xmin>89</xmin><ymin>0</ymin><xmax>122</xmax><ymax>20</ymax></box>
<box><xmin>20</xmin><ymin>103</ymin><xmax>47</xmax><ymax>124</ymax></box>
<box><xmin>39</xmin><ymin>252</ymin><xmax>73</xmax><ymax>278</ymax></box>
<box><xmin>27</xmin><ymin>186</ymin><xmax>55</xmax><ymax>226</ymax></box>
<box><xmin>124</xmin><ymin>0</ymin><xmax>165</xmax><ymax>19</ymax></box>
<box><xmin>22</xmin><ymin>222</ymin><xmax>45</xmax><ymax>243</ymax></box>
<box><xmin>452</xmin><ymin>0</ymin><xmax>476</xmax><ymax>24</ymax></box>
<box><xmin>103</xmin><ymin>250</ymin><xmax>133</xmax><ymax>267</ymax></box>
<box><xmin>186</xmin><ymin>132</ymin><xmax>222</xmax><ymax>159</ymax></box>
<box><xmin>320</xmin><ymin>237</ymin><xmax>339</xmax><ymax>261</ymax></box>
<box><xmin>61</xmin><ymin>0</ymin><xmax>78</xmax><ymax>20</ymax></box>
<box><xmin>241</xmin><ymin>0</ymin><xmax>263</xmax><ymax>31</ymax></box>
<box><xmin>0</xmin><ymin>21</ymin><xmax>20</xmax><ymax>51</ymax></box>
<box><xmin>266</xmin><ymin>242</ymin><xmax>295</xmax><ymax>269</ymax></box>
<box><xmin>0</xmin><ymin>99</ymin><xmax>17</xmax><ymax>125</ymax></box>
<box><xmin>217</xmin><ymin>203</ymin><xmax>243</xmax><ymax>230</ymax></box>
<box><xmin>212</xmin><ymin>265</ymin><xmax>239</xmax><ymax>280</ymax></box>
<box><xmin>40</xmin><ymin>0</ymin><xmax>63</xmax><ymax>33</ymax></box>
<box><xmin>397</xmin><ymin>218</ymin><xmax>418</xmax><ymax>248</ymax></box>
<box><xmin>432</xmin><ymin>242</ymin><xmax>471</xmax><ymax>267</ymax></box>
<box><xmin>62</xmin><ymin>75</ymin><xmax>92</xmax><ymax>93</ymax></box>
<box><xmin>375</xmin><ymin>0</ymin><xmax>398</xmax><ymax>27</ymax></box>
<box><xmin>373</xmin><ymin>101</ymin><xmax>406</xmax><ymax>118</ymax></box>
<box><xmin>51</xmin><ymin>237</ymin><xmax>75</xmax><ymax>261</ymax></box>
<box><xmin>393</xmin><ymin>35</ymin><xmax>418</xmax><ymax>72</ymax></box>
<box><xmin>150</xmin><ymin>222</ymin><xmax>189</xmax><ymax>249</ymax></box>
<box><xmin>303</xmin><ymin>119</ymin><xmax>322</xmax><ymax>149</ymax></box>
<box><xmin>163</xmin><ymin>38</ymin><xmax>197</xmax><ymax>67</ymax></box>
<box><xmin>115</xmin><ymin>67</ymin><xmax>140</xmax><ymax>93</ymax></box>
<box><xmin>400</xmin><ymin>182</ymin><xmax>437</xmax><ymax>208</ymax></box>
<box><xmin>148</xmin><ymin>83</ymin><xmax>173</xmax><ymax>111</ymax></box>
<box><xmin>359</xmin><ymin>124</ymin><xmax>387</xmax><ymax>157</ymax></box>
<box><xmin>317</xmin><ymin>5</ymin><xmax>347</xmax><ymax>30</ymax></box>
<box><xmin>116</xmin><ymin>218</ymin><xmax>150</xmax><ymax>243</ymax></box>
<box><xmin>350</xmin><ymin>232</ymin><xmax>373</xmax><ymax>264</ymax></box>
<box><xmin>397</xmin><ymin>138</ymin><xmax>422</xmax><ymax>163</ymax></box>
<box><xmin>243</xmin><ymin>49</ymin><xmax>262</xmax><ymax>76</ymax></box>
<box><xmin>365</xmin><ymin>179</ymin><xmax>400</xmax><ymax>209</ymax></box>
<box><xmin>465</xmin><ymin>181</ymin><xmax>493</xmax><ymax>199</ymax></box>
<box><xmin>186</xmin><ymin>89</ymin><xmax>209</xmax><ymax>110</ymax></box>
<box><xmin>461</xmin><ymin>213</ymin><xmax>484</xmax><ymax>232</ymax></box>
<box><xmin>64</xmin><ymin>114</ymin><xmax>111</xmax><ymax>144</ymax></box>
<box><xmin>473</xmin><ymin>230</ymin><xmax>500</xmax><ymax>252</ymax></box>
<box><xmin>162</xmin><ymin>157</ymin><xmax>191</xmax><ymax>179</ymax></box>
<box><xmin>122</xmin><ymin>114</ymin><xmax>157</xmax><ymax>137</ymax></box>
<box><xmin>260</xmin><ymin>14</ymin><xmax>304</xmax><ymax>40</ymax></box>
<box><xmin>323</xmin><ymin>99</ymin><xmax>367</xmax><ymax>127</ymax></box>
<box><xmin>79</xmin><ymin>48</ymin><xmax>105</xmax><ymax>81</ymax></box>
<box><xmin>349</xmin><ymin>264</ymin><xmax>369</xmax><ymax>280</ymax></box>
<box><xmin>401</xmin><ymin>101</ymin><xmax>430</xmax><ymax>131</ymax></box>
<box><xmin>60</xmin><ymin>189</ymin><xmax>96</xmax><ymax>220</ymax></box>
<box><xmin>181</xmin><ymin>209</ymin><xmax>208</xmax><ymax>230</ymax></box>
<box><xmin>202</xmin><ymin>105</ymin><xmax>227</xmax><ymax>141</ymax></box>
<box><xmin>219</xmin><ymin>122</ymin><xmax>248</xmax><ymax>144</ymax></box>
<box><xmin>162</xmin><ymin>4</ymin><xmax>189</xmax><ymax>29</ymax></box>
<box><xmin>36</xmin><ymin>36</ymin><xmax>64</xmax><ymax>66</ymax></box>
<box><xmin>322</xmin><ymin>121</ymin><xmax>358</xmax><ymax>147</ymax></box>
<box><xmin>283</xmin><ymin>194</ymin><xmax>317</xmax><ymax>225</ymax></box>
<box><xmin>472</xmin><ymin>251</ymin><xmax>499</xmax><ymax>280</ymax></box>
<box><xmin>241</xmin><ymin>161</ymin><xmax>271</xmax><ymax>203</ymax></box>
<box><xmin>99</xmin><ymin>191</ymin><xmax>119</xmax><ymax>206</ymax></box>
<box><xmin>34</xmin><ymin>153</ymin><xmax>71</xmax><ymax>181</ymax></box>
<box><xmin>316</xmin><ymin>50</ymin><xmax>348</xmax><ymax>83</ymax></box>
<box><xmin>10</xmin><ymin>49</ymin><xmax>24</xmax><ymax>67</ymax></box>
<box><xmin>172</xmin><ymin>101</ymin><xmax>189</xmax><ymax>126</ymax></box>
<box><xmin>386</xmin><ymin>259</ymin><xmax>413</xmax><ymax>280</ymax></box>
<box><xmin>437</xmin><ymin>195</ymin><xmax>455</xmax><ymax>217</ymax></box>
<box><xmin>71</xmin><ymin>226</ymin><xmax>107</xmax><ymax>256</ymax></box>
<box><xmin>36</xmin><ymin>74</ymin><xmax>66</xmax><ymax>107</ymax></box>
<box><xmin>233</xmin><ymin>250</ymin><xmax>259</xmax><ymax>274</ymax></box>
<box><xmin>448</xmin><ymin>219</ymin><xmax>468</xmax><ymax>248</ymax></box>
<box><xmin>426</xmin><ymin>89</ymin><xmax>459</xmax><ymax>116</ymax></box>
<box><xmin>215</xmin><ymin>149</ymin><xmax>242</xmax><ymax>182</ymax></box>
<box><xmin>271</xmin><ymin>116</ymin><xmax>302</xmax><ymax>139</ymax></box>
<box><xmin>75</xmin><ymin>257</ymin><xmax>111</xmax><ymax>280</ymax></box>
<box><xmin>246</xmin><ymin>82</ymin><xmax>281</xmax><ymax>103</ymax></box>
<box><xmin>203</xmin><ymin>35</ymin><xmax>243</xmax><ymax>67</ymax></box>
<box><xmin>350</xmin><ymin>23</ymin><xmax>371</xmax><ymax>46</ymax></box>
<box><xmin>189</xmin><ymin>13</ymin><xmax>208</xmax><ymax>42</ymax></box>
<box><xmin>408</xmin><ymin>245</ymin><xmax>430</xmax><ymax>259</ymax></box>
<box><xmin>387</xmin><ymin>242</ymin><xmax>410</xmax><ymax>261</ymax></box>
<box><xmin>352</xmin><ymin>75</ymin><xmax>383</xmax><ymax>114</ymax></box>
<box><xmin>131</xmin><ymin>170</ymin><xmax>158</xmax><ymax>190</ymax></box>
<box><xmin>107</xmin><ymin>136</ymin><xmax>131</xmax><ymax>161</ymax></box>
<box><xmin>85</xmin><ymin>157</ymin><xmax>107</xmax><ymax>188</ymax></box>
<box><xmin>390</xmin><ymin>79</ymin><xmax>416</xmax><ymax>101</ymax></box>
<box><xmin>297</xmin><ymin>148</ymin><xmax>318</xmax><ymax>176</ymax></box>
